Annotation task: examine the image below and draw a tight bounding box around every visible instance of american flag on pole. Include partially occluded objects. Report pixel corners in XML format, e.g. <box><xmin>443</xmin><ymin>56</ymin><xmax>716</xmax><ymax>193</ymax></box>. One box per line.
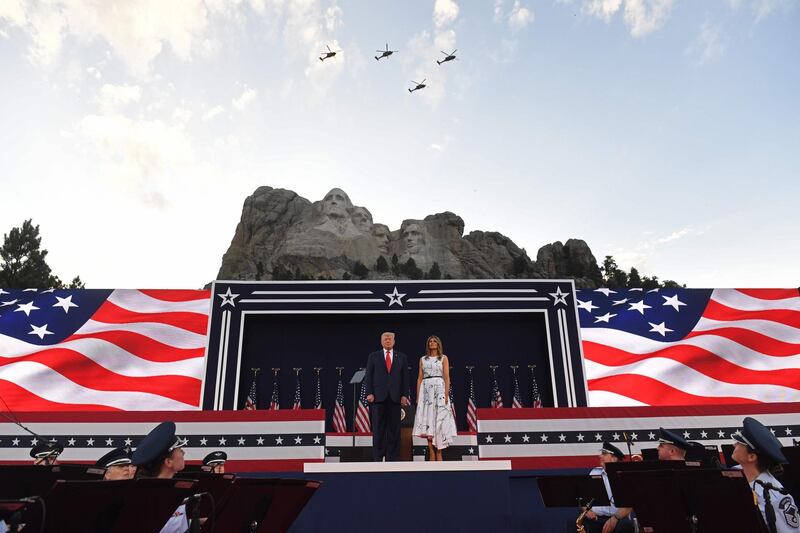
<box><xmin>355</xmin><ymin>382</ymin><xmax>371</xmax><ymax>433</ymax></box>
<box><xmin>490</xmin><ymin>367</ymin><xmax>503</xmax><ymax>408</ymax></box>
<box><xmin>578</xmin><ymin>288</ymin><xmax>800</xmax><ymax>407</ymax></box>
<box><xmin>529</xmin><ymin>365</ymin><xmax>543</xmax><ymax>408</ymax></box>
<box><xmin>313</xmin><ymin>368</ymin><xmax>322</xmax><ymax>409</ymax></box>
<box><xmin>0</xmin><ymin>289</ymin><xmax>208</xmax><ymax>411</ymax></box>
<box><xmin>511</xmin><ymin>367</ymin><xmax>523</xmax><ymax>409</ymax></box>
<box><xmin>466</xmin><ymin>368</ymin><xmax>477</xmax><ymax>432</ymax></box>
<box><xmin>269</xmin><ymin>370</ymin><xmax>280</xmax><ymax>410</ymax></box>
<box><xmin>244</xmin><ymin>370</ymin><xmax>258</xmax><ymax>410</ymax></box>
<box><xmin>332</xmin><ymin>370</ymin><xmax>347</xmax><ymax>433</ymax></box>
<box><xmin>292</xmin><ymin>369</ymin><xmax>302</xmax><ymax>410</ymax></box>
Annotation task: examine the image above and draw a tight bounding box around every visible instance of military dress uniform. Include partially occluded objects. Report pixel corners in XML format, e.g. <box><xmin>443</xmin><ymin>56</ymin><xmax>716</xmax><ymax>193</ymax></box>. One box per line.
<box><xmin>733</xmin><ymin>417</ymin><xmax>800</xmax><ymax>533</ymax></box>
<box><xmin>132</xmin><ymin>421</ymin><xmax>190</xmax><ymax>533</ymax></box>
<box><xmin>583</xmin><ymin>442</ymin><xmax>636</xmax><ymax>533</ymax></box>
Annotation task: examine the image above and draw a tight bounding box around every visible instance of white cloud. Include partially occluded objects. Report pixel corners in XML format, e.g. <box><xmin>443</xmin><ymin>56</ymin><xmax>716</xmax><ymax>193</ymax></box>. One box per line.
<box><xmin>623</xmin><ymin>0</ymin><xmax>673</xmax><ymax>37</ymax></box>
<box><xmin>232</xmin><ymin>86</ymin><xmax>258</xmax><ymax>111</ymax></box>
<box><xmin>753</xmin><ymin>0</ymin><xmax>793</xmax><ymax>22</ymax></box>
<box><xmin>508</xmin><ymin>1</ymin><xmax>534</xmax><ymax>30</ymax></box>
<box><xmin>1</xmin><ymin>0</ymin><xmax>212</xmax><ymax>74</ymax></box>
<box><xmin>685</xmin><ymin>21</ymin><xmax>725</xmax><ymax>66</ymax></box>
<box><xmin>494</xmin><ymin>0</ymin><xmax>504</xmax><ymax>22</ymax></box>
<box><xmin>99</xmin><ymin>83</ymin><xmax>142</xmax><ymax>109</ymax></box>
<box><xmin>582</xmin><ymin>0</ymin><xmax>673</xmax><ymax>37</ymax></box>
<box><xmin>583</xmin><ymin>0</ymin><xmax>623</xmax><ymax>22</ymax></box>
<box><xmin>434</xmin><ymin>0</ymin><xmax>460</xmax><ymax>28</ymax></box>
<box><xmin>78</xmin><ymin>112</ymin><xmax>194</xmax><ymax>207</ymax></box>
<box><xmin>0</xmin><ymin>0</ymin><xmax>27</xmax><ymax>26</ymax></box>
<box><xmin>325</xmin><ymin>4</ymin><xmax>343</xmax><ymax>33</ymax></box>
<box><xmin>202</xmin><ymin>105</ymin><xmax>225</xmax><ymax>121</ymax></box>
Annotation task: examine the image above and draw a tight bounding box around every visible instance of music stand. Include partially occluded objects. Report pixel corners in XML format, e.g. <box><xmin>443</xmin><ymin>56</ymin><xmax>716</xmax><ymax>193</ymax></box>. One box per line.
<box><xmin>39</xmin><ymin>478</ymin><xmax>198</xmax><ymax>533</ymax></box>
<box><xmin>535</xmin><ymin>474</ymin><xmax>610</xmax><ymax>509</ymax></box>
<box><xmin>0</xmin><ymin>464</ymin><xmax>104</xmax><ymax>499</ymax></box>
<box><xmin>0</xmin><ymin>499</ymin><xmax>36</xmax><ymax>533</ymax></box>
<box><xmin>604</xmin><ymin>460</ymin><xmax>692</xmax><ymax>507</ymax></box>
<box><xmin>175</xmin><ymin>471</ymin><xmax>236</xmax><ymax>528</ymax></box>
<box><xmin>339</xmin><ymin>368</ymin><xmax>367</xmax><ymax>462</ymax></box>
<box><xmin>614</xmin><ymin>468</ymin><xmax>766</xmax><ymax>533</ymax></box>
<box><xmin>780</xmin><ymin>446</ymin><xmax>800</xmax><ymax>500</ymax></box>
<box><xmin>210</xmin><ymin>477</ymin><xmax>321</xmax><ymax>533</ymax></box>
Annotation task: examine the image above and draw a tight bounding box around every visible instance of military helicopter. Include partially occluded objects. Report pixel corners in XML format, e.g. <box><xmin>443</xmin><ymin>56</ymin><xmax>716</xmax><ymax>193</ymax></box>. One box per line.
<box><xmin>319</xmin><ymin>45</ymin><xmax>341</xmax><ymax>62</ymax></box>
<box><xmin>408</xmin><ymin>79</ymin><xmax>426</xmax><ymax>93</ymax></box>
<box><xmin>437</xmin><ymin>49</ymin><xmax>457</xmax><ymax>65</ymax></box>
<box><xmin>375</xmin><ymin>43</ymin><xmax>398</xmax><ymax>61</ymax></box>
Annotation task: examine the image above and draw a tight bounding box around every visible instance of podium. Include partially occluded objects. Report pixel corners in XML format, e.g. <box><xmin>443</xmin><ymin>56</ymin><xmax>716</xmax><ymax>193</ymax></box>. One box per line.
<box><xmin>400</xmin><ymin>403</ymin><xmax>415</xmax><ymax>461</ymax></box>
<box><xmin>0</xmin><ymin>464</ymin><xmax>104</xmax><ymax>499</ymax></box>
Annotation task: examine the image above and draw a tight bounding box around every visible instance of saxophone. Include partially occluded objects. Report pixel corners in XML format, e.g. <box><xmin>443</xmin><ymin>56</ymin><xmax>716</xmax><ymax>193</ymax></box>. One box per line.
<box><xmin>576</xmin><ymin>497</ymin><xmax>595</xmax><ymax>533</ymax></box>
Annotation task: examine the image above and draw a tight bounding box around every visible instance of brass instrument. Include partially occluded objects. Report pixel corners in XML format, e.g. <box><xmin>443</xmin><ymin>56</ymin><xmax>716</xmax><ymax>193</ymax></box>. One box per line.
<box><xmin>576</xmin><ymin>497</ymin><xmax>595</xmax><ymax>533</ymax></box>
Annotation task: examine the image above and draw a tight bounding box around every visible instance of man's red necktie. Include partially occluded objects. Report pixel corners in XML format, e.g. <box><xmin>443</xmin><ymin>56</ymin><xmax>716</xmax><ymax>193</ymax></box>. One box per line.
<box><xmin>385</xmin><ymin>350</ymin><xmax>392</xmax><ymax>372</ymax></box>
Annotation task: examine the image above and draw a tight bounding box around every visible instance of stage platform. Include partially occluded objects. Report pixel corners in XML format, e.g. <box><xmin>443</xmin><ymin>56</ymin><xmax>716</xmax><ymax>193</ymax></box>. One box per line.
<box><xmin>265</xmin><ymin>464</ymin><xmax>580</xmax><ymax>533</ymax></box>
<box><xmin>304</xmin><ymin>459</ymin><xmax>511</xmax><ymax>473</ymax></box>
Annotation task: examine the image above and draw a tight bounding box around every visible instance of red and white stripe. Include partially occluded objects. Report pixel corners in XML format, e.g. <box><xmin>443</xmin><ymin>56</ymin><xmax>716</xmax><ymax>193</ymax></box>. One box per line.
<box><xmin>466</xmin><ymin>397</ymin><xmax>477</xmax><ymax>432</ymax></box>
<box><xmin>584</xmin><ymin>289</ymin><xmax>800</xmax><ymax>406</ymax></box>
<box><xmin>0</xmin><ymin>289</ymin><xmax>209</xmax><ymax>411</ymax></box>
<box><xmin>355</xmin><ymin>402</ymin><xmax>371</xmax><ymax>433</ymax></box>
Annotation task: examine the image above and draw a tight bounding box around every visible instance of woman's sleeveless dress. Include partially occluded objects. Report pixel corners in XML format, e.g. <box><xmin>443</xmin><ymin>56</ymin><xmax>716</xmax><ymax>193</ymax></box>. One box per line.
<box><xmin>412</xmin><ymin>356</ymin><xmax>458</xmax><ymax>450</ymax></box>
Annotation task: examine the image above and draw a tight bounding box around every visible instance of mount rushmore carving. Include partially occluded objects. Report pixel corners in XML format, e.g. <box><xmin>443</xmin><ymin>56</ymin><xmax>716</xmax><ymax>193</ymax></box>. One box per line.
<box><xmin>216</xmin><ymin>186</ymin><xmax>603</xmax><ymax>286</ymax></box>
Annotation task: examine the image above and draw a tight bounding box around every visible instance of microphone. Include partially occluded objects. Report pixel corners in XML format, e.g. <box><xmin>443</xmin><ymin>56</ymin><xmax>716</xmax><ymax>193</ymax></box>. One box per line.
<box><xmin>622</xmin><ymin>432</ymin><xmax>633</xmax><ymax>460</ymax></box>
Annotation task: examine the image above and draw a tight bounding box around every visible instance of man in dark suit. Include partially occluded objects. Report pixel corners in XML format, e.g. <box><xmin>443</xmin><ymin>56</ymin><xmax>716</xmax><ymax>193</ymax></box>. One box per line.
<box><xmin>364</xmin><ymin>331</ymin><xmax>410</xmax><ymax>461</ymax></box>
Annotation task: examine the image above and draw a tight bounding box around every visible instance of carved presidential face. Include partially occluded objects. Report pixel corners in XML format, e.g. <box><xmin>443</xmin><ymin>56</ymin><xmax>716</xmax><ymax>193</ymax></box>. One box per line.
<box><xmin>402</xmin><ymin>223</ymin><xmax>425</xmax><ymax>253</ymax></box>
<box><xmin>321</xmin><ymin>188</ymin><xmax>351</xmax><ymax>219</ymax></box>
<box><xmin>350</xmin><ymin>207</ymin><xmax>372</xmax><ymax>232</ymax></box>
<box><xmin>372</xmin><ymin>224</ymin><xmax>390</xmax><ymax>253</ymax></box>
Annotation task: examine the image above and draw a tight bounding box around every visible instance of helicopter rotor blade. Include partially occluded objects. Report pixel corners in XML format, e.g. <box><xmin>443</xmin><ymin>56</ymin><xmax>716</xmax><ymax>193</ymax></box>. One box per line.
<box><xmin>451</xmin><ymin>49</ymin><xmax>457</xmax><ymax>54</ymax></box>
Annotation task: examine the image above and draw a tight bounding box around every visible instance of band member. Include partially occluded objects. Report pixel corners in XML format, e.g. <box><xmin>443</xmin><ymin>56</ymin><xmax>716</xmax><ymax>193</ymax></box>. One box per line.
<box><xmin>202</xmin><ymin>451</ymin><xmax>227</xmax><ymax>473</ymax></box>
<box><xmin>30</xmin><ymin>440</ymin><xmax>63</xmax><ymax>465</ymax></box>
<box><xmin>582</xmin><ymin>442</ymin><xmax>635</xmax><ymax>533</ymax></box>
<box><xmin>132</xmin><ymin>421</ymin><xmax>190</xmax><ymax>533</ymax></box>
<box><xmin>657</xmin><ymin>428</ymin><xmax>690</xmax><ymax>461</ymax></box>
<box><xmin>95</xmin><ymin>446</ymin><xmax>136</xmax><ymax>480</ymax></box>
<box><xmin>732</xmin><ymin>417</ymin><xmax>799</xmax><ymax>533</ymax></box>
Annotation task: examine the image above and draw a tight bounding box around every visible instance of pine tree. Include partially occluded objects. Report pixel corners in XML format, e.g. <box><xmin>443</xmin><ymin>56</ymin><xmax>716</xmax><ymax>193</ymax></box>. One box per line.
<box><xmin>0</xmin><ymin>219</ymin><xmax>81</xmax><ymax>289</ymax></box>
<box><xmin>375</xmin><ymin>256</ymin><xmax>389</xmax><ymax>273</ymax></box>
<box><xmin>427</xmin><ymin>262</ymin><xmax>442</xmax><ymax>280</ymax></box>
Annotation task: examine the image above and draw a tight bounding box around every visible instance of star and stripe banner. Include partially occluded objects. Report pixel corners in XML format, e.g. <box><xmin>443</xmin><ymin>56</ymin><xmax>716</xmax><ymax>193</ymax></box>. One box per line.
<box><xmin>292</xmin><ymin>369</ymin><xmax>302</xmax><ymax>410</ymax></box>
<box><xmin>355</xmin><ymin>382</ymin><xmax>371</xmax><ymax>433</ymax></box>
<box><xmin>578</xmin><ymin>288</ymin><xmax>800</xmax><ymax>407</ymax></box>
<box><xmin>466</xmin><ymin>368</ymin><xmax>477</xmax><ymax>432</ymax></box>
<box><xmin>529</xmin><ymin>365</ymin><xmax>543</xmax><ymax>409</ymax></box>
<box><xmin>244</xmin><ymin>370</ymin><xmax>258</xmax><ymax>411</ymax></box>
<box><xmin>490</xmin><ymin>367</ymin><xmax>503</xmax><ymax>408</ymax></box>
<box><xmin>511</xmin><ymin>366</ymin><xmax>523</xmax><ymax>409</ymax></box>
<box><xmin>313</xmin><ymin>368</ymin><xmax>323</xmax><ymax>410</ymax></box>
<box><xmin>0</xmin><ymin>289</ymin><xmax>209</xmax><ymax>411</ymax></box>
<box><xmin>0</xmin><ymin>410</ymin><xmax>324</xmax><ymax>471</ymax></box>
<box><xmin>269</xmin><ymin>370</ymin><xmax>280</xmax><ymax>410</ymax></box>
<box><xmin>477</xmin><ymin>402</ymin><xmax>800</xmax><ymax>469</ymax></box>
<box><xmin>332</xmin><ymin>370</ymin><xmax>347</xmax><ymax>433</ymax></box>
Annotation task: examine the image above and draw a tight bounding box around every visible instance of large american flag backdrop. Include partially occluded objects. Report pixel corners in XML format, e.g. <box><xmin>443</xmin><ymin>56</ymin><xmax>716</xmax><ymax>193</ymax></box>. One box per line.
<box><xmin>0</xmin><ymin>289</ymin><xmax>209</xmax><ymax>411</ymax></box>
<box><xmin>577</xmin><ymin>288</ymin><xmax>800</xmax><ymax>407</ymax></box>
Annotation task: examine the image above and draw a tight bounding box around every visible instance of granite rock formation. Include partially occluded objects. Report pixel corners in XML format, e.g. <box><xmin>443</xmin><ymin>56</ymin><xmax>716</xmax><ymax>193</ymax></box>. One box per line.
<box><xmin>216</xmin><ymin>186</ymin><xmax>603</xmax><ymax>287</ymax></box>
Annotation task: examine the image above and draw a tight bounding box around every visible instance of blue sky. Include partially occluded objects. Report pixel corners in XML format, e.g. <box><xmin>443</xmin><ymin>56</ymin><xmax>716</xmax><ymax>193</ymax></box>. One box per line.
<box><xmin>1</xmin><ymin>0</ymin><xmax>797</xmax><ymax>288</ymax></box>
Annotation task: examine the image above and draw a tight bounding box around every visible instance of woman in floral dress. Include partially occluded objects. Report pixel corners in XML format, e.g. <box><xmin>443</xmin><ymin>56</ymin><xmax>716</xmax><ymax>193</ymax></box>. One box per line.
<box><xmin>412</xmin><ymin>335</ymin><xmax>458</xmax><ymax>461</ymax></box>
